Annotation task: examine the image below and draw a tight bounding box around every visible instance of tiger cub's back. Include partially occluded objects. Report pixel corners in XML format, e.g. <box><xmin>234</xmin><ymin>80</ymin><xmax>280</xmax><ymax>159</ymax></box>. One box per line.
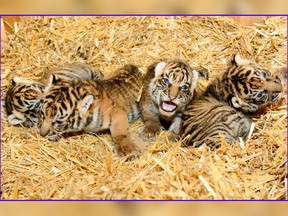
<box><xmin>40</xmin><ymin>62</ymin><xmax>104</xmax><ymax>84</ymax></box>
<box><xmin>102</xmin><ymin>64</ymin><xmax>143</xmax><ymax>122</ymax></box>
<box><xmin>182</xmin><ymin>97</ymin><xmax>252</xmax><ymax>149</ymax></box>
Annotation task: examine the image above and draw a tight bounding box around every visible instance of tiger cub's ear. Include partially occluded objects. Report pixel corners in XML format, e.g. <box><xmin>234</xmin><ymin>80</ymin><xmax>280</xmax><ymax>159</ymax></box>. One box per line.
<box><xmin>45</xmin><ymin>74</ymin><xmax>61</xmax><ymax>93</ymax></box>
<box><xmin>12</xmin><ymin>76</ymin><xmax>35</xmax><ymax>85</ymax></box>
<box><xmin>78</xmin><ymin>95</ymin><xmax>94</xmax><ymax>118</ymax></box>
<box><xmin>196</xmin><ymin>68</ymin><xmax>209</xmax><ymax>80</ymax></box>
<box><xmin>12</xmin><ymin>76</ymin><xmax>45</xmax><ymax>92</ymax></box>
<box><xmin>231</xmin><ymin>54</ymin><xmax>250</xmax><ymax>66</ymax></box>
<box><xmin>51</xmin><ymin>74</ymin><xmax>61</xmax><ymax>84</ymax></box>
<box><xmin>154</xmin><ymin>62</ymin><xmax>167</xmax><ymax>77</ymax></box>
<box><xmin>231</xmin><ymin>96</ymin><xmax>241</xmax><ymax>108</ymax></box>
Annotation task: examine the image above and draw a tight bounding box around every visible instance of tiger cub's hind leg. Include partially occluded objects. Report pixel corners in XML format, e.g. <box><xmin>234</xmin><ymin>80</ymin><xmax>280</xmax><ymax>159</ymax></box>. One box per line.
<box><xmin>110</xmin><ymin>108</ymin><xmax>141</xmax><ymax>156</ymax></box>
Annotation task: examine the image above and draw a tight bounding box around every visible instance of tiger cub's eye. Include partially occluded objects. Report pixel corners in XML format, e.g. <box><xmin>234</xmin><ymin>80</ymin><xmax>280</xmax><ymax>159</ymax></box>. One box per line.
<box><xmin>180</xmin><ymin>84</ymin><xmax>189</xmax><ymax>91</ymax></box>
<box><xmin>55</xmin><ymin>120</ymin><xmax>64</xmax><ymax>125</ymax></box>
<box><xmin>261</xmin><ymin>71</ymin><xmax>267</xmax><ymax>78</ymax></box>
<box><xmin>34</xmin><ymin>102</ymin><xmax>41</xmax><ymax>109</ymax></box>
<box><xmin>256</xmin><ymin>90</ymin><xmax>265</xmax><ymax>98</ymax></box>
<box><xmin>163</xmin><ymin>78</ymin><xmax>170</xmax><ymax>85</ymax></box>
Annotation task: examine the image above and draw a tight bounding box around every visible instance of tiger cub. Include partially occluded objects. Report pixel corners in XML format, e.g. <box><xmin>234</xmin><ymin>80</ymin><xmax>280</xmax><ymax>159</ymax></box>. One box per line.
<box><xmin>140</xmin><ymin>59</ymin><xmax>206</xmax><ymax>141</ymax></box>
<box><xmin>5</xmin><ymin>78</ymin><xmax>45</xmax><ymax>127</ymax></box>
<box><xmin>5</xmin><ymin>63</ymin><xmax>104</xmax><ymax>127</ymax></box>
<box><xmin>38</xmin><ymin>64</ymin><xmax>143</xmax><ymax>156</ymax></box>
<box><xmin>182</xmin><ymin>54</ymin><xmax>284</xmax><ymax>149</ymax></box>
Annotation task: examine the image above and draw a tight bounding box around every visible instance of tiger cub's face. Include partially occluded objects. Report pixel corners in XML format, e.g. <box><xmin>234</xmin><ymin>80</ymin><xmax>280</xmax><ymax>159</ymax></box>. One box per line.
<box><xmin>5</xmin><ymin>77</ymin><xmax>45</xmax><ymax>127</ymax></box>
<box><xmin>150</xmin><ymin>60</ymin><xmax>199</xmax><ymax>117</ymax></box>
<box><xmin>224</xmin><ymin>55</ymin><xmax>283</xmax><ymax>114</ymax></box>
<box><xmin>38</xmin><ymin>76</ymin><xmax>94</xmax><ymax>141</ymax></box>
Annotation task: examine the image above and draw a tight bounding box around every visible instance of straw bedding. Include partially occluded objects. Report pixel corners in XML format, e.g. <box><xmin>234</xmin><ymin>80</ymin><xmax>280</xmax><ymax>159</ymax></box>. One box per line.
<box><xmin>1</xmin><ymin>16</ymin><xmax>286</xmax><ymax>200</ymax></box>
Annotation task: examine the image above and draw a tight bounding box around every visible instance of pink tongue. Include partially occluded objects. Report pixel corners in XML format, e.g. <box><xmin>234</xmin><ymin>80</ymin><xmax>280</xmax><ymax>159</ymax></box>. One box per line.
<box><xmin>161</xmin><ymin>101</ymin><xmax>177</xmax><ymax>112</ymax></box>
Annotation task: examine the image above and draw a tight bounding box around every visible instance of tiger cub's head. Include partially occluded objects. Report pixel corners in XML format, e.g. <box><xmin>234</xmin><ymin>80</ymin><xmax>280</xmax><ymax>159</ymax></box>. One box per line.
<box><xmin>148</xmin><ymin>59</ymin><xmax>202</xmax><ymax>117</ymax></box>
<box><xmin>5</xmin><ymin>77</ymin><xmax>45</xmax><ymax>127</ymax></box>
<box><xmin>38</xmin><ymin>75</ymin><xmax>95</xmax><ymax>141</ymax></box>
<box><xmin>218</xmin><ymin>54</ymin><xmax>283</xmax><ymax>114</ymax></box>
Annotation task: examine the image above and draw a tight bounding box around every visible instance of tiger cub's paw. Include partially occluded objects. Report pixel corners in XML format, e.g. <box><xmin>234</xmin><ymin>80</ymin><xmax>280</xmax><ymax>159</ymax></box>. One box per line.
<box><xmin>115</xmin><ymin>136</ymin><xmax>142</xmax><ymax>157</ymax></box>
<box><xmin>167</xmin><ymin>131</ymin><xmax>180</xmax><ymax>142</ymax></box>
<box><xmin>46</xmin><ymin>134</ymin><xmax>62</xmax><ymax>142</ymax></box>
<box><xmin>140</xmin><ymin>126</ymin><xmax>163</xmax><ymax>142</ymax></box>
<box><xmin>140</xmin><ymin>131</ymin><xmax>157</xmax><ymax>142</ymax></box>
<box><xmin>23</xmin><ymin>120</ymin><xmax>36</xmax><ymax>128</ymax></box>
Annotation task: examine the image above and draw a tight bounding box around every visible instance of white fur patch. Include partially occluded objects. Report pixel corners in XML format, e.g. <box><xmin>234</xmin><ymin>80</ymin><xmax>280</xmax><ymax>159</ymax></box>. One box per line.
<box><xmin>154</xmin><ymin>62</ymin><xmax>166</xmax><ymax>77</ymax></box>
<box><xmin>79</xmin><ymin>95</ymin><xmax>94</xmax><ymax>117</ymax></box>
<box><xmin>234</xmin><ymin>54</ymin><xmax>250</xmax><ymax>66</ymax></box>
<box><xmin>190</xmin><ymin>70</ymin><xmax>199</xmax><ymax>91</ymax></box>
<box><xmin>169</xmin><ymin>116</ymin><xmax>182</xmax><ymax>134</ymax></box>
<box><xmin>45</xmin><ymin>75</ymin><xmax>59</xmax><ymax>95</ymax></box>
<box><xmin>7</xmin><ymin>114</ymin><xmax>25</xmax><ymax>125</ymax></box>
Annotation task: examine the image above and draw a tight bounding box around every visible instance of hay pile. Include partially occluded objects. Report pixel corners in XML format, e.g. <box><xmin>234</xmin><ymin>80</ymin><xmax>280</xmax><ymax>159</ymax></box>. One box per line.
<box><xmin>1</xmin><ymin>16</ymin><xmax>286</xmax><ymax>200</ymax></box>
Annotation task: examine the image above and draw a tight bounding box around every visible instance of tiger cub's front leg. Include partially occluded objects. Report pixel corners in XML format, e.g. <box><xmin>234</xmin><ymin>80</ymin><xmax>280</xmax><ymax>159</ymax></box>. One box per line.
<box><xmin>140</xmin><ymin>106</ymin><xmax>163</xmax><ymax>141</ymax></box>
<box><xmin>110</xmin><ymin>108</ymin><xmax>141</xmax><ymax>156</ymax></box>
<box><xmin>167</xmin><ymin>115</ymin><xmax>182</xmax><ymax>141</ymax></box>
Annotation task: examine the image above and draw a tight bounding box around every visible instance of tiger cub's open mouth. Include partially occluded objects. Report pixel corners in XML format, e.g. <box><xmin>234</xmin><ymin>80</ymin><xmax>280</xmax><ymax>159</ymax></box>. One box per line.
<box><xmin>161</xmin><ymin>101</ymin><xmax>177</xmax><ymax>112</ymax></box>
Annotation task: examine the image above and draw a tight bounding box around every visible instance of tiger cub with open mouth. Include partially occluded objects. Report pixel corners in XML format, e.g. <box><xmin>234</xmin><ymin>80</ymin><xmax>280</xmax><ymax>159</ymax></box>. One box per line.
<box><xmin>140</xmin><ymin>59</ymin><xmax>207</xmax><ymax>141</ymax></box>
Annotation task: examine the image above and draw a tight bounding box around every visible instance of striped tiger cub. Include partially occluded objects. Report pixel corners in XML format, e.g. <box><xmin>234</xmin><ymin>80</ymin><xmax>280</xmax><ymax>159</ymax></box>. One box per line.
<box><xmin>38</xmin><ymin>64</ymin><xmax>143</xmax><ymax>156</ymax></box>
<box><xmin>182</xmin><ymin>54</ymin><xmax>284</xmax><ymax>149</ymax></box>
<box><xmin>140</xmin><ymin>59</ymin><xmax>207</xmax><ymax>141</ymax></box>
<box><xmin>5</xmin><ymin>78</ymin><xmax>46</xmax><ymax>127</ymax></box>
<box><xmin>5</xmin><ymin>63</ymin><xmax>104</xmax><ymax>127</ymax></box>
